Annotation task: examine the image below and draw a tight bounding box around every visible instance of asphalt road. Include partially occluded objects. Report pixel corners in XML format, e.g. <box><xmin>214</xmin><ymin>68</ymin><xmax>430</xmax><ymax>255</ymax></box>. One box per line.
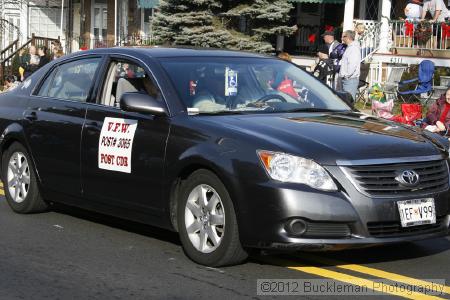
<box><xmin>0</xmin><ymin>184</ymin><xmax>449</xmax><ymax>300</ymax></box>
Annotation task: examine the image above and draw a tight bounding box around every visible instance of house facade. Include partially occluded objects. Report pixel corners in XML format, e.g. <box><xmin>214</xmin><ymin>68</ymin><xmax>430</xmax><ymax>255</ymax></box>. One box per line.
<box><xmin>69</xmin><ymin>0</ymin><xmax>157</xmax><ymax>51</ymax></box>
<box><xmin>0</xmin><ymin>0</ymin><xmax>67</xmax><ymax>49</ymax></box>
<box><xmin>1</xmin><ymin>0</ymin><xmax>449</xmax><ymax>78</ymax></box>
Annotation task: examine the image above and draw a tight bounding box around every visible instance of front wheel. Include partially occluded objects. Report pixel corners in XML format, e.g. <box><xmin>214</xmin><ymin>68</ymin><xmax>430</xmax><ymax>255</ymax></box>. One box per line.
<box><xmin>2</xmin><ymin>142</ymin><xmax>48</xmax><ymax>213</ymax></box>
<box><xmin>177</xmin><ymin>169</ymin><xmax>247</xmax><ymax>266</ymax></box>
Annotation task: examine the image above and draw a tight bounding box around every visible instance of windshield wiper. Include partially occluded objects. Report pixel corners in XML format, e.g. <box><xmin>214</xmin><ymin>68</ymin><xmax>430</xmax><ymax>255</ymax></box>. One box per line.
<box><xmin>285</xmin><ymin>108</ymin><xmax>341</xmax><ymax>113</ymax></box>
<box><xmin>198</xmin><ymin>110</ymin><xmax>248</xmax><ymax>115</ymax></box>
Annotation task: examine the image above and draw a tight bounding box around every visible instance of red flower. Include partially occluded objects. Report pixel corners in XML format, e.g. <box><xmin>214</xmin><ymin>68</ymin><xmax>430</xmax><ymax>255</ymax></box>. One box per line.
<box><xmin>308</xmin><ymin>34</ymin><xmax>317</xmax><ymax>44</ymax></box>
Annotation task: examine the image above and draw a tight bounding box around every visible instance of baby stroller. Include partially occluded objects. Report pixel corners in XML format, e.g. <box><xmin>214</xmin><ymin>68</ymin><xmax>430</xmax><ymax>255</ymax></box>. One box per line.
<box><xmin>397</xmin><ymin>60</ymin><xmax>435</xmax><ymax>105</ymax></box>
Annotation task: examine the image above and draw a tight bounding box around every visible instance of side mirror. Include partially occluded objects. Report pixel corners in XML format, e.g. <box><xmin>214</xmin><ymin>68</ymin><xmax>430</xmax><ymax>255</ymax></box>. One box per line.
<box><xmin>120</xmin><ymin>92</ymin><xmax>167</xmax><ymax>116</ymax></box>
<box><xmin>335</xmin><ymin>91</ymin><xmax>354</xmax><ymax>109</ymax></box>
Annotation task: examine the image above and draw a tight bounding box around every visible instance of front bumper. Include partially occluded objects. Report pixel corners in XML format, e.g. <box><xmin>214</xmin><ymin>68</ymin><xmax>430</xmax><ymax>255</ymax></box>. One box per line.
<box><xmin>260</xmin><ymin>223</ymin><xmax>450</xmax><ymax>251</ymax></box>
<box><xmin>234</xmin><ymin>165</ymin><xmax>450</xmax><ymax>250</ymax></box>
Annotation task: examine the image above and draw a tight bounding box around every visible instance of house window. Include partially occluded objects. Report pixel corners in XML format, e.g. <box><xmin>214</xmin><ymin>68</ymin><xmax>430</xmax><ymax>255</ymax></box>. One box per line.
<box><xmin>365</xmin><ymin>0</ymin><xmax>379</xmax><ymax>21</ymax></box>
<box><xmin>29</xmin><ymin>7</ymin><xmax>63</xmax><ymax>39</ymax></box>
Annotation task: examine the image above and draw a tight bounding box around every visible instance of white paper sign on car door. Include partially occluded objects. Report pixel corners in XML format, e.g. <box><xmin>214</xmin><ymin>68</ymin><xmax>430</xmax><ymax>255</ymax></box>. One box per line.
<box><xmin>98</xmin><ymin>117</ymin><xmax>138</xmax><ymax>173</ymax></box>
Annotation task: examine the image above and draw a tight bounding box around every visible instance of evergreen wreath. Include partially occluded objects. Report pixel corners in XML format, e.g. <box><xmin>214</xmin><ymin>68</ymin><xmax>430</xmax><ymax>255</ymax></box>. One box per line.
<box><xmin>414</xmin><ymin>20</ymin><xmax>432</xmax><ymax>46</ymax></box>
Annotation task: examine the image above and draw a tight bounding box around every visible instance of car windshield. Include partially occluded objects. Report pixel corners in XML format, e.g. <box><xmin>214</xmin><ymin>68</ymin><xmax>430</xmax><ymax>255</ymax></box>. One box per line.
<box><xmin>159</xmin><ymin>57</ymin><xmax>350</xmax><ymax>114</ymax></box>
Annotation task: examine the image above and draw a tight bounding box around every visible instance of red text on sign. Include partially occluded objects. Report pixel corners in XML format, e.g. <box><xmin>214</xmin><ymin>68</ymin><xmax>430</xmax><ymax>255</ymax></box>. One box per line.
<box><xmin>100</xmin><ymin>154</ymin><xmax>115</xmax><ymax>165</ymax></box>
<box><xmin>107</xmin><ymin>122</ymin><xmax>131</xmax><ymax>133</ymax></box>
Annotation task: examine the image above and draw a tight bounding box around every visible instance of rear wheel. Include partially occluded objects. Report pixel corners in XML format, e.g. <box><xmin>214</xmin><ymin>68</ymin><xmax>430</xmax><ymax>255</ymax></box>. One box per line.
<box><xmin>2</xmin><ymin>142</ymin><xmax>48</xmax><ymax>213</ymax></box>
<box><xmin>177</xmin><ymin>169</ymin><xmax>247</xmax><ymax>266</ymax></box>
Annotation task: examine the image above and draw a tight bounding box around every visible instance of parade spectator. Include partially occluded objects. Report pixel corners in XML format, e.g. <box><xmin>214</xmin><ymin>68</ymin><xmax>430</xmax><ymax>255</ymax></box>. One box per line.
<box><xmin>22</xmin><ymin>45</ymin><xmax>40</xmax><ymax>80</ymax></box>
<box><xmin>51</xmin><ymin>40</ymin><xmax>61</xmax><ymax>51</ymax></box>
<box><xmin>405</xmin><ymin>1</ymin><xmax>423</xmax><ymax>21</ymax></box>
<box><xmin>37</xmin><ymin>46</ymin><xmax>50</xmax><ymax>69</ymax></box>
<box><xmin>2</xmin><ymin>75</ymin><xmax>19</xmax><ymax>92</ymax></box>
<box><xmin>29</xmin><ymin>45</ymin><xmax>40</xmax><ymax>65</ymax></box>
<box><xmin>339</xmin><ymin>30</ymin><xmax>361</xmax><ymax>101</ymax></box>
<box><xmin>354</xmin><ymin>23</ymin><xmax>373</xmax><ymax>59</ymax></box>
<box><xmin>277</xmin><ymin>52</ymin><xmax>292</xmax><ymax>62</ymax></box>
<box><xmin>316</xmin><ymin>44</ymin><xmax>329</xmax><ymax>60</ymax></box>
<box><xmin>421</xmin><ymin>0</ymin><xmax>450</xmax><ymax>48</ymax></box>
<box><xmin>52</xmin><ymin>45</ymin><xmax>64</xmax><ymax>60</ymax></box>
<box><xmin>18</xmin><ymin>48</ymin><xmax>30</xmax><ymax>81</ymax></box>
<box><xmin>422</xmin><ymin>88</ymin><xmax>450</xmax><ymax>135</ymax></box>
<box><xmin>321</xmin><ymin>30</ymin><xmax>344</xmax><ymax>89</ymax></box>
<box><xmin>313</xmin><ymin>45</ymin><xmax>334</xmax><ymax>84</ymax></box>
<box><xmin>421</xmin><ymin>0</ymin><xmax>450</xmax><ymax>22</ymax></box>
<box><xmin>321</xmin><ymin>31</ymin><xmax>340</xmax><ymax>57</ymax></box>
<box><xmin>19</xmin><ymin>45</ymin><xmax>40</xmax><ymax>80</ymax></box>
<box><xmin>50</xmin><ymin>41</ymin><xmax>64</xmax><ymax>60</ymax></box>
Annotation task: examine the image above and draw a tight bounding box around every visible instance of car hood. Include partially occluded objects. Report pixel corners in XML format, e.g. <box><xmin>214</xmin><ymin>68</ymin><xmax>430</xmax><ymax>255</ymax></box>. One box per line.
<box><xmin>206</xmin><ymin>111</ymin><xmax>447</xmax><ymax>165</ymax></box>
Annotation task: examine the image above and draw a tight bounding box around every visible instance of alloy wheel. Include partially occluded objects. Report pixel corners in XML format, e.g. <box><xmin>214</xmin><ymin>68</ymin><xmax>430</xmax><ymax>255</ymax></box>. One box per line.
<box><xmin>7</xmin><ymin>152</ymin><xmax>31</xmax><ymax>203</ymax></box>
<box><xmin>184</xmin><ymin>184</ymin><xmax>225</xmax><ymax>253</ymax></box>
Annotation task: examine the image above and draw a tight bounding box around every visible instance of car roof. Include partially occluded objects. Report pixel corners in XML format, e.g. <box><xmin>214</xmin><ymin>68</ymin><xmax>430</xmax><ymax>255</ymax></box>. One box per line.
<box><xmin>66</xmin><ymin>47</ymin><xmax>272</xmax><ymax>60</ymax></box>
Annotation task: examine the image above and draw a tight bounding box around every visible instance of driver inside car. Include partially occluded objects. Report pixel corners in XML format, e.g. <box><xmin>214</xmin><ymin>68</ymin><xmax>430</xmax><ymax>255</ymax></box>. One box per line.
<box><xmin>192</xmin><ymin>68</ymin><xmax>228</xmax><ymax>112</ymax></box>
<box><xmin>192</xmin><ymin>67</ymin><xmax>259</xmax><ymax>112</ymax></box>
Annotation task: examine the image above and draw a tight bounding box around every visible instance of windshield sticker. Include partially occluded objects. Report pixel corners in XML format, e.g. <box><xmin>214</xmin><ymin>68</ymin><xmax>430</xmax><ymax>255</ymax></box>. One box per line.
<box><xmin>225</xmin><ymin>67</ymin><xmax>238</xmax><ymax>96</ymax></box>
<box><xmin>98</xmin><ymin>117</ymin><xmax>138</xmax><ymax>173</ymax></box>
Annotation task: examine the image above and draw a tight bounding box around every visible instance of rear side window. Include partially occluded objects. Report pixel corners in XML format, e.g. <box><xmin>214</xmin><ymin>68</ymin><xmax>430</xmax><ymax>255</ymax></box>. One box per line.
<box><xmin>37</xmin><ymin>58</ymin><xmax>101</xmax><ymax>102</ymax></box>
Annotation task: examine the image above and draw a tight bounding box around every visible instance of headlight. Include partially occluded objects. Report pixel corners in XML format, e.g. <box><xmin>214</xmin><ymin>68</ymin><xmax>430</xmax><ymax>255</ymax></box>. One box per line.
<box><xmin>257</xmin><ymin>150</ymin><xmax>338</xmax><ymax>191</ymax></box>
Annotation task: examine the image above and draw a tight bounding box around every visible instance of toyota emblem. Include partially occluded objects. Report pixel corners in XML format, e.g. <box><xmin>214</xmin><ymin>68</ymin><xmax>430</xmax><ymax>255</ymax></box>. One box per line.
<box><xmin>395</xmin><ymin>170</ymin><xmax>420</xmax><ymax>187</ymax></box>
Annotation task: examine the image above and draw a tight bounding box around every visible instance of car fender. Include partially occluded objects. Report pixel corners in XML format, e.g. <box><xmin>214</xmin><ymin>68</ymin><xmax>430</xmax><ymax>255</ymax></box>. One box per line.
<box><xmin>0</xmin><ymin>122</ymin><xmax>42</xmax><ymax>184</ymax></box>
<box><xmin>165</xmin><ymin>140</ymin><xmax>256</xmax><ymax>229</ymax></box>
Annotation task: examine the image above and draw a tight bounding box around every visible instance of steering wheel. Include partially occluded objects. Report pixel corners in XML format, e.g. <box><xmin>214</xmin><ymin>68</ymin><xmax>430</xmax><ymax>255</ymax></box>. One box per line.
<box><xmin>254</xmin><ymin>94</ymin><xmax>288</xmax><ymax>103</ymax></box>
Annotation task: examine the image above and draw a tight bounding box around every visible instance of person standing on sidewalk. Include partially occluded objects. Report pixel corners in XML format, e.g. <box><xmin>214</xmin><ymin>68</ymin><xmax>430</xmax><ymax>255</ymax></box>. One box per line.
<box><xmin>339</xmin><ymin>30</ymin><xmax>361</xmax><ymax>102</ymax></box>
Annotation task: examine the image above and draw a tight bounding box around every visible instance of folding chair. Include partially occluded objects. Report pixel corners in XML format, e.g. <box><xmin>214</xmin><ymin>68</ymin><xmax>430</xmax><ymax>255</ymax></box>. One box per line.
<box><xmin>382</xmin><ymin>66</ymin><xmax>406</xmax><ymax>102</ymax></box>
<box><xmin>356</xmin><ymin>63</ymin><xmax>370</xmax><ymax>108</ymax></box>
<box><xmin>398</xmin><ymin>60</ymin><xmax>435</xmax><ymax>105</ymax></box>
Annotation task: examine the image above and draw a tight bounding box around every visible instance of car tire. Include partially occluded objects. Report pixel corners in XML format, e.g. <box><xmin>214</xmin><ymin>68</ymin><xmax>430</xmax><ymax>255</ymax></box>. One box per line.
<box><xmin>177</xmin><ymin>169</ymin><xmax>248</xmax><ymax>267</ymax></box>
<box><xmin>2</xmin><ymin>142</ymin><xmax>48</xmax><ymax>213</ymax></box>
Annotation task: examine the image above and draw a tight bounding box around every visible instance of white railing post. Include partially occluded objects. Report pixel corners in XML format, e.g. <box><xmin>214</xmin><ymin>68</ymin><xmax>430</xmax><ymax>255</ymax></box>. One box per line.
<box><xmin>378</xmin><ymin>61</ymin><xmax>383</xmax><ymax>84</ymax></box>
<box><xmin>379</xmin><ymin>0</ymin><xmax>392</xmax><ymax>53</ymax></box>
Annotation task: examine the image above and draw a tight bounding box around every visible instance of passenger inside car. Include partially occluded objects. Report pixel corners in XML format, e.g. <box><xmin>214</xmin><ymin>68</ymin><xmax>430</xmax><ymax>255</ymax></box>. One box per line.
<box><xmin>101</xmin><ymin>61</ymin><xmax>162</xmax><ymax>107</ymax></box>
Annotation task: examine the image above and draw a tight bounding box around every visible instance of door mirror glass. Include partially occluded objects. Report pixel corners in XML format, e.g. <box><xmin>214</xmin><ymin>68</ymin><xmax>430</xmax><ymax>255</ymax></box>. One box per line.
<box><xmin>120</xmin><ymin>92</ymin><xmax>167</xmax><ymax>115</ymax></box>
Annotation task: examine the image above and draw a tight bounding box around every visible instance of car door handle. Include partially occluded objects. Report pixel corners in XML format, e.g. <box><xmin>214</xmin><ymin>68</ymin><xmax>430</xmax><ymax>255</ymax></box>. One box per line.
<box><xmin>24</xmin><ymin>111</ymin><xmax>37</xmax><ymax>122</ymax></box>
<box><xmin>84</xmin><ymin>122</ymin><xmax>101</xmax><ymax>132</ymax></box>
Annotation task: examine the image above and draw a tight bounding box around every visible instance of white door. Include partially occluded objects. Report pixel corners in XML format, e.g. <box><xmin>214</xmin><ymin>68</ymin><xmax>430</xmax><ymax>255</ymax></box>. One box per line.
<box><xmin>92</xmin><ymin>4</ymin><xmax>107</xmax><ymax>48</ymax></box>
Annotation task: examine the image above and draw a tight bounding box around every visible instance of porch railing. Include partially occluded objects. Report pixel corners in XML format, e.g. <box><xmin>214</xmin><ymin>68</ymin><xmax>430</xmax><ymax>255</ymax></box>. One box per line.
<box><xmin>0</xmin><ymin>39</ymin><xmax>19</xmax><ymax>62</ymax></box>
<box><xmin>68</xmin><ymin>34</ymin><xmax>156</xmax><ymax>52</ymax></box>
<box><xmin>353</xmin><ymin>20</ymin><xmax>381</xmax><ymax>62</ymax></box>
<box><xmin>390</xmin><ymin>20</ymin><xmax>450</xmax><ymax>52</ymax></box>
<box><xmin>119</xmin><ymin>34</ymin><xmax>155</xmax><ymax>46</ymax></box>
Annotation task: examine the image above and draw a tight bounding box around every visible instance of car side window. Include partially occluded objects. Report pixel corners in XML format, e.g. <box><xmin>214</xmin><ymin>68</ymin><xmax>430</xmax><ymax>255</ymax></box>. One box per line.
<box><xmin>37</xmin><ymin>58</ymin><xmax>101</xmax><ymax>102</ymax></box>
<box><xmin>101</xmin><ymin>60</ymin><xmax>162</xmax><ymax>108</ymax></box>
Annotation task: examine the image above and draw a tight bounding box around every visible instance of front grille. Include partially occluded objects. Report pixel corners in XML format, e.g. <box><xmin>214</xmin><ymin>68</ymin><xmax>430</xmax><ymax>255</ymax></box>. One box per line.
<box><xmin>367</xmin><ymin>216</ymin><xmax>446</xmax><ymax>237</ymax></box>
<box><xmin>343</xmin><ymin>160</ymin><xmax>449</xmax><ymax>197</ymax></box>
<box><xmin>303</xmin><ymin>222</ymin><xmax>351</xmax><ymax>238</ymax></box>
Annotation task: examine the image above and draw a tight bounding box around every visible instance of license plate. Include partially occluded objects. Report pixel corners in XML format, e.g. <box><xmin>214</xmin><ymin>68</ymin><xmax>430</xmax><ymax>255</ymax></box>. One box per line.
<box><xmin>397</xmin><ymin>198</ymin><xmax>436</xmax><ymax>227</ymax></box>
